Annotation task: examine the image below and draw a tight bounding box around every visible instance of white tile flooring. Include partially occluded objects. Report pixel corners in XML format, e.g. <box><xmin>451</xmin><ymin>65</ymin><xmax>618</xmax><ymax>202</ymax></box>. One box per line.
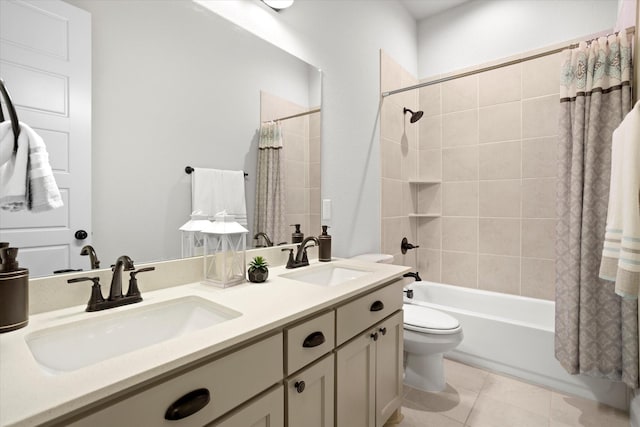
<box><xmin>398</xmin><ymin>359</ymin><xmax>629</xmax><ymax>427</ymax></box>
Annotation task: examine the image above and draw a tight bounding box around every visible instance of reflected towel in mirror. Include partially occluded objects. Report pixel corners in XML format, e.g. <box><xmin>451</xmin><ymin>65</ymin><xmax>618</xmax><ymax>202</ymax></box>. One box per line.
<box><xmin>191</xmin><ymin>168</ymin><xmax>247</xmax><ymax>226</ymax></box>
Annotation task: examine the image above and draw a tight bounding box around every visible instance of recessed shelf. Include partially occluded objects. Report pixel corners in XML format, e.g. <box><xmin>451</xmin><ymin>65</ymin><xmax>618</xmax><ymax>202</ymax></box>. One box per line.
<box><xmin>408</xmin><ymin>213</ymin><xmax>441</xmax><ymax>218</ymax></box>
<box><xmin>408</xmin><ymin>179</ymin><xmax>441</xmax><ymax>184</ymax></box>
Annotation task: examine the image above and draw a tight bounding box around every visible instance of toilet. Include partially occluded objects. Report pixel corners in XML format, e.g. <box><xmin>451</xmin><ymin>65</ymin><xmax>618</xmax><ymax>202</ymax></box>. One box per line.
<box><xmin>350</xmin><ymin>253</ymin><xmax>463</xmax><ymax>392</ymax></box>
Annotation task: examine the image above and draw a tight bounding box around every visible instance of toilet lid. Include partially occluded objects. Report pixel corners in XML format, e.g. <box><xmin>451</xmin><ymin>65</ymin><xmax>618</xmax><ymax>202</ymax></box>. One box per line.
<box><xmin>403</xmin><ymin>304</ymin><xmax>461</xmax><ymax>334</ymax></box>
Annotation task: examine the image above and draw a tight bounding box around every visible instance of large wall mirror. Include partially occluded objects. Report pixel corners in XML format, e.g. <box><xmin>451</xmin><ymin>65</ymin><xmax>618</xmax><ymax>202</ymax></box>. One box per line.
<box><xmin>0</xmin><ymin>0</ymin><xmax>321</xmax><ymax>277</ymax></box>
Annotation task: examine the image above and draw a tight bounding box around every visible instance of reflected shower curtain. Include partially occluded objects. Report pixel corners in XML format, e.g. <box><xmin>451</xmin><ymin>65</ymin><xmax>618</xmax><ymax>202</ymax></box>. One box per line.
<box><xmin>555</xmin><ymin>33</ymin><xmax>638</xmax><ymax>387</ymax></box>
<box><xmin>254</xmin><ymin>122</ymin><xmax>287</xmax><ymax>246</ymax></box>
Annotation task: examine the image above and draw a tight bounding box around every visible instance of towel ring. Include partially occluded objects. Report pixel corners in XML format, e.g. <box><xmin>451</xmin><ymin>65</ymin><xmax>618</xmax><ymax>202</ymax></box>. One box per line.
<box><xmin>0</xmin><ymin>78</ymin><xmax>21</xmax><ymax>152</ymax></box>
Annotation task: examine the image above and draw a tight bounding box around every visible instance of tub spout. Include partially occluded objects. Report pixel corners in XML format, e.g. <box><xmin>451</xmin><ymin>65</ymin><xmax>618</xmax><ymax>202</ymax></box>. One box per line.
<box><xmin>403</xmin><ymin>271</ymin><xmax>422</xmax><ymax>282</ymax></box>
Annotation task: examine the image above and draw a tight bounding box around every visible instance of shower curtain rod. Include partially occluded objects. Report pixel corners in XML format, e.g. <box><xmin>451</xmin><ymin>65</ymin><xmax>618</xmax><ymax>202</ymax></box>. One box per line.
<box><xmin>263</xmin><ymin>107</ymin><xmax>321</xmax><ymax>123</ymax></box>
<box><xmin>382</xmin><ymin>26</ymin><xmax>636</xmax><ymax>98</ymax></box>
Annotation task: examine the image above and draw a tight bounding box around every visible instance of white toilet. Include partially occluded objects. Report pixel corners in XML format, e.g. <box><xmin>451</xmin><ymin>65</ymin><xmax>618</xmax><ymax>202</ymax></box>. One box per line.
<box><xmin>351</xmin><ymin>253</ymin><xmax>463</xmax><ymax>393</ymax></box>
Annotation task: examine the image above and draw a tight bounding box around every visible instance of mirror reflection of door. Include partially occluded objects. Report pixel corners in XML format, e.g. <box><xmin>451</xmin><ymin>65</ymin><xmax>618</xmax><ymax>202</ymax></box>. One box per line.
<box><xmin>0</xmin><ymin>0</ymin><xmax>91</xmax><ymax>276</ymax></box>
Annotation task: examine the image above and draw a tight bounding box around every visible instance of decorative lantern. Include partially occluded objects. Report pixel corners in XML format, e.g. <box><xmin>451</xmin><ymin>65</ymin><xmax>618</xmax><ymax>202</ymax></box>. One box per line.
<box><xmin>202</xmin><ymin>211</ymin><xmax>248</xmax><ymax>287</ymax></box>
<box><xmin>179</xmin><ymin>211</ymin><xmax>210</xmax><ymax>258</ymax></box>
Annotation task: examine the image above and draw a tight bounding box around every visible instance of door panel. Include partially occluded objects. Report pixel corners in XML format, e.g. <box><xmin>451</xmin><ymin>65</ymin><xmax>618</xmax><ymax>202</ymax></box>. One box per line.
<box><xmin>0</xmin><ymin>0</ymin><xmax>91</xmax><ymax>276</ymax></box>
<box><xmin>375</xmin><ymin>311</ymin><xmax>404</xmax><ymax>427</ymax></box>
<box><xmin>287</xmin><ymin>354</ymin><xmax>334</xmax><ymax>427</ymax></box>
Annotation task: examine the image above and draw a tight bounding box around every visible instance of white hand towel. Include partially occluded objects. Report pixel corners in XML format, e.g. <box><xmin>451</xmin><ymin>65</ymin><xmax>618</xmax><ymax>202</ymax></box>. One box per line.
<box><xmin>0</xmin><ymin>122</ymin><xmax>63</xmax><ymax>212</ymax></box>
<box><xmin>191</xmin><ymin>168</ymin><xmax>247</xmax><ymax>226</ymax></box>
<box><xmin>600</xmin><ymin>101</ymin><xmax>640</xmax><ymax>297</ymax></box>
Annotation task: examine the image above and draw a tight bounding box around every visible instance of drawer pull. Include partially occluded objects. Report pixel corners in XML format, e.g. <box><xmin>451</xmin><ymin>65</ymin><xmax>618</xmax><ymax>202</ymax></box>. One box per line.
<box><xmin>370</xmin><ymin>332</ymin><xmax>379</xmax><ymax>341</ymax></box>
<box><xmin>164</xmin><ymin>388</ymin><xmax>210</xmax><ymax>421</ymax></box>
<box><xmin>295</xmin><ymin>381</ymin><xmax>306</xmax><ymax>393</ymax></box>
<box><xmin>370</xmin><ymin>300</ymin><xmax>384</xmax><ymax>312</ymax></box>
<box><xmin>379</xmin><ymin>327</ymin><xmax>387</xmax><ymax>336</ymax></box>
<box><xmin>303</xmin><ymin>331</ymin><xmax>326</xmax><ymax>348</ymax></box>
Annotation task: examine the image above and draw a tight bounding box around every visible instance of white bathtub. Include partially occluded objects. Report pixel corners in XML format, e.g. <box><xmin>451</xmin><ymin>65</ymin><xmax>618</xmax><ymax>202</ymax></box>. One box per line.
<box><xmin>405</xmin><ymin>281</ymin><xmax>629</xmax><ymax>410</ymax></box>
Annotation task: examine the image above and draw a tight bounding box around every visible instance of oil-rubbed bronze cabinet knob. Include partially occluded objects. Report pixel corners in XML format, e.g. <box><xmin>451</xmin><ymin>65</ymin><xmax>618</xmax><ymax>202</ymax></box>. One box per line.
<box><xmin>294</xmin><ymin>381</ymin><xmax>306</xmax><ymax>393</ymax></box>
<box><xmin>379</xmin><ymin>327</ymin><xmax>387</xmax><ymax>336</ymax></box>
<box><xmin>370</xmin><ymin>332</ymin><xmax>379</xmax><ymax>341</ymax></box>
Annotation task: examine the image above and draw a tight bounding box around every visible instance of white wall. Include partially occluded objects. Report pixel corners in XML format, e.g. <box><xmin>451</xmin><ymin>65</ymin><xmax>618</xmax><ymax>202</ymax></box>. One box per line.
<box><xmin>417</xmin><ymin>0</ymin><xmax>619</xmax><ymax>78</ymax></box>
<box><xmin>197</xmin><ymin>0</ymin><xmax>418</xmax><ymax>257</ymax></box>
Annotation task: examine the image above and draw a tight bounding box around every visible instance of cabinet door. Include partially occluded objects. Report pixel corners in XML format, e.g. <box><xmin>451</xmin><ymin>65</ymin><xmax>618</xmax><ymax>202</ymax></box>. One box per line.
<box><xmin>375</xmin><ymin>311</ymin><xmax>403</xmax><ymax>427</ymax></box>
<box><xmin>336</xmin><ymin>330</ymin><xmax>376</xmax><ymax>427</ymax></box>
<box><xmin>287</xmin><ymin>354</ymin><xmax>334</xmax><ymax>427</ymax></box>
<box><xmin>211</xmin><ymin>385</ymin><xmax>283</xmax><ymax>427</ymax></box>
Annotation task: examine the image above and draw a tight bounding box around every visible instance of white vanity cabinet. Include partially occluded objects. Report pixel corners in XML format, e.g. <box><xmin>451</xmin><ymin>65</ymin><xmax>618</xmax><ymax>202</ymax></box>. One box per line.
<box><xmin>335</xmin><ymin>283</ymin><xmax>403</xmax><ymax>427</ymax></box>
<box><xmin>286</xmin><ymin>353</ymin><xmax>335</xmax><ymax>427</ymax></box>
<box><xmin>67</xmin><ymin>333</ymin><xmax>283</xmax><ymax>427</ymax></box>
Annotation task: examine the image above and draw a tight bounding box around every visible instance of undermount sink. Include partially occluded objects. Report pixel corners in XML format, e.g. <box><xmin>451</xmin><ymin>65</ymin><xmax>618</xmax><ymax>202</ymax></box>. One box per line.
<box><xmin>25</xmin><ymin>296</ymin><xmax>241</xmax><ymax>374</ymax></box>
<box><xmin>281</xmin><ymin>264</ymin><xmax>372</xmax><ymax>287</ymax></box>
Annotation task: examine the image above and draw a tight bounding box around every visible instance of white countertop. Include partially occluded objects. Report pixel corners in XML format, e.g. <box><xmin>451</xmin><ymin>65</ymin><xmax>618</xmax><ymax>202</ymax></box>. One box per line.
<box><xmin>0</xmin><ymin>258</ymin><xmax>410</xmax><ymax>427</ymax></box>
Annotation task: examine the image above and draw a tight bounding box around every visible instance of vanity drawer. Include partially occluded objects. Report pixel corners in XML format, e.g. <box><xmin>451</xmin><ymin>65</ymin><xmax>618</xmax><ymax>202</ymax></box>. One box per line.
<box><xmin>68</xmin><ymin>333</ymin><xmax>283</xmax><ymax>427</ymax></box>
<box><xmin>336</xmin><ymin>280</ymin><xmax>402</xmax><ymax>346</ymax></box>
<box><xmin>285</xmin><ymin>310</ymin><xmax>335</xmax><ymax>375</ymax></box>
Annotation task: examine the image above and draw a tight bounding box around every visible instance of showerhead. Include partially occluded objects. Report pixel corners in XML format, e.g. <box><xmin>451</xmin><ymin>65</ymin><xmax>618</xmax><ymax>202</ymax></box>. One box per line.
<box><xmin>403</xmin><ymin>107</ymin><xmax>424</xmax><ymax>123</ymax></box>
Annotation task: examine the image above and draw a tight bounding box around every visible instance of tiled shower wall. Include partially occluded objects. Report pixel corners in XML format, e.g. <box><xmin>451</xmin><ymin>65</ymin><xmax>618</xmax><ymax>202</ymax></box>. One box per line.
<box><xmin>260</xmin><ymin>92</ymin><xmax>321</xmax><ymax>243</ymax></box>
<box><xmin>381</xmin><ymin>50</ymin><xmax>561</xmax><ymax>300</ymax></box>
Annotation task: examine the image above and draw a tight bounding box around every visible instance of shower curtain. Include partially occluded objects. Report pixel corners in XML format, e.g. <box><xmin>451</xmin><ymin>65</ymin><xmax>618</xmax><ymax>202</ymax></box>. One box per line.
<box><xmin>254</xmin><ymin>122</ymin><xmax>287</xmax><ymax>246</ymax></box>
<box><xmin>555</xmin><ymin>33</ymin><xmax>638</xmax><ymax>387</ymax></box>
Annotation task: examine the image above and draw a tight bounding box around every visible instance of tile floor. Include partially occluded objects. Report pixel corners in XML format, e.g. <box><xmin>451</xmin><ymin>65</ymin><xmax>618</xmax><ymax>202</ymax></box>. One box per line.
<box><xmin>398</xmin><ymin>359</ymin><xmax>629</xmax><ymax>427</ymax></box>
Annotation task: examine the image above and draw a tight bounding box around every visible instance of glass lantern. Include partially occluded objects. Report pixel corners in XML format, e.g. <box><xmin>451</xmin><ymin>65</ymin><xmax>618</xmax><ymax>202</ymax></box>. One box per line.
<box><xmin>201</xmin><ymin>211</ymin><xmax>248</xmax><ymax>287</ymax></box>
<box><xmin>179</xmin><ymin>211</ymin><xmax>211</xmax><ymax>258</ymax></box>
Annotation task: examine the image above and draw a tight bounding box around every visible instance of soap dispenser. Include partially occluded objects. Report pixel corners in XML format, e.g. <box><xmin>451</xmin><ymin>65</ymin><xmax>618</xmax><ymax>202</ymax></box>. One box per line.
<box><xmin>291</xmin><ymin>224</ymin><xmax>304</xmax><ymax>244</ymax></box>
<box><xmin>318</xmin><ymin>226</ymin><xmax>332</xmax><ymax>262</ymax></box>
<box><xmin>0</xmin><ymin>244</ymin><xmax>29</xmax><ymax>333</ymax></box>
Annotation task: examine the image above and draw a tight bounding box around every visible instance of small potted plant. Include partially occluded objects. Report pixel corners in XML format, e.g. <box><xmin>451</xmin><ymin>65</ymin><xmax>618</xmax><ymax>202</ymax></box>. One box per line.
<box><xmin>248</xmin><ymin>256</ymin><xmax>269</xmax><ymax>283</ymax></box>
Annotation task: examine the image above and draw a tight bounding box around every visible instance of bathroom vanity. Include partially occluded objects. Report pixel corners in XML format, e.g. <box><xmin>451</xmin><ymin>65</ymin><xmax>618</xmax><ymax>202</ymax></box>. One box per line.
<box><xmin>0</xmin><ymin>256</ymin><xmax>409</xmax><ymax>427</ymax></box>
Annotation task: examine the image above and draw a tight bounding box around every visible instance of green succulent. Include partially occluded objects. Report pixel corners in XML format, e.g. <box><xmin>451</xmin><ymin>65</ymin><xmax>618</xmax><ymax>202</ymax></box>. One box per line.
<box><xmin>249</xmin><ymin>256</ymin><xmax>269</xmax><ymax>271</ymax></box>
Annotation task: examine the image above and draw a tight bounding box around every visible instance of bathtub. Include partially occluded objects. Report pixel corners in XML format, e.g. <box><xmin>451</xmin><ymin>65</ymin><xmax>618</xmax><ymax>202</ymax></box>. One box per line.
<box><xmin>405</xmin><ymin>281</ymin><xmax>629</xmax><ymax>410</ymax></box>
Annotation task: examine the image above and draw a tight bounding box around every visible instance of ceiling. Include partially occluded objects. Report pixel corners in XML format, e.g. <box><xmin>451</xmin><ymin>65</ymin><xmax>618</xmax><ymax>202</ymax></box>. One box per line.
<box><xmin>399</xmin><ymin>0</ymin><xmax>472</xmax><ymax>20</ymax></box>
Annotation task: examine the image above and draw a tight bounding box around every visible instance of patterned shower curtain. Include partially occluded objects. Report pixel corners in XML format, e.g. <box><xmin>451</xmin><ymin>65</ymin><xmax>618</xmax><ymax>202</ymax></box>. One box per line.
<box><xmin>253</xmin><ymin>122</ymin><xmax>287</xmax><ymax>246</ymax></box>
<box><xmin>555</xmin><ymin>33</ymin><xmax>637</xmax><ymax>387</ymax></box>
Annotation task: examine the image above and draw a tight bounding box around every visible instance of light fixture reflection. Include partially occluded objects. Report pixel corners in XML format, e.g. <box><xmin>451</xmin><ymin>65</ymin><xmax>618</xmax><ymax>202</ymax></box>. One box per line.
<box><xmin>262</xmin><ymin>0</ymin><xmax>294</xmax><ymax>11</ymax></box>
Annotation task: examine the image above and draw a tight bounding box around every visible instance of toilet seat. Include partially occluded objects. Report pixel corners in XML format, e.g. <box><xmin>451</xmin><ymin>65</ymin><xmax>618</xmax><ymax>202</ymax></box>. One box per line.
<box><xmin>403</xmin><ymin>304</ymin><xmax>461</xmax><ymax>335</ymax></box>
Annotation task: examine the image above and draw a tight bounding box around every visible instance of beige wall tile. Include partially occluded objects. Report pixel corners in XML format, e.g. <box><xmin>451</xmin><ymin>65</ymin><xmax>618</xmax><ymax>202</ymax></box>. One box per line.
<box><xmin>381</xmin><ymin>97</ymin><xmax>405</xmax><ymax>141</ymax></box>
<box><xmin>479</xmin><ymin>101</ymin><xmax>521</xmax><ymax>143</ymax></box>
<box><xmin>442</xmin><ymin>217</ymin><xmax>478</xmax><ymax>252</ymax></box>
<box><xmin>479</xmin><ymin>218</ymin><xmax>520</xmax><ymax>256</ymax></box>
<box><xmin>443</xmin><ymin>182</ymin><xmax>478</xmax><ymax>216</ymax></box>
<box><xmin>419</xmin><ymin>83</ymin><xmax>441</xmax><ymax>117</ymax></box>
<box><xmin>286</xmin><ymin>160</ymin><xmax>305</xmax><ymax>186</ymax></box>
<box><xmin>522</xmin><ymin>52</ymin><xmax>562</xmax><ymax>99</ymax></box>
<box><xmin>442</xmin><ymin>74</ymin><xmax>478</xmax><ymax>113</ymax></box>
<box><xmin>418</xmin><ymin>149</ymin><xmax>442</xmax><ymax>181</ymax></box>
<box><xmin>442</xmin><ymin>251</ymin><xmax>477</xmax><ymax>288</ymax></box>
<box><xmin>479</xmin><ymin>180</ymin><xmax>521</xmax><ymax>217</ymax></box>
<box><xmin>405</xmin><ymin>120</ymin><xmax>419</xmax><ymax>151</ymax></box>
<box><xmin>309</xmin><ymin>188</ymin><xmax>320</xmax><ymax>215</ymax></box>
<box><xmin>419</xmin><ymin>114</ymin><xmax>442</xmax><ymax>150</ymax></box>
<box><xmin>402</xmin><ymin>147</ymin><xmax>418</xmax><ymax>181</ymax></box>
<box><xmin>522</xmin><ymin>219</ymin><xmax>555</xmax><ymax>259</ymax></box>
<box><xmin>403</xmin><ymin>181</ymin><xmax>417</xmax><ymax>215</ymax></box>
<box><xmin>522</xmin><ymin>136</ymin><xmax>557</xmax><ymax>178</ymax></box>
<box><xmin>478</xmin><ymin>254</ymin><xmax>520</xmax><ymax>295</ymax></box>
<box><xmin>380</xmin><ymin>50</ymin><xmax>403</xmax><ymax>93</ymax></box>
<box><xmin>443</xmin><ymin>109</ymin><xmax>478</xmax><ymax>147</ymax></box>
<box><xmin>382</xmin><ymin>217</ymin><xmax>401</xmax><ymax>258</ymax></box>
<box><xmin>309</xmin><ymin>136</ymin><xmax>321</xmax><ymax>164</ymax></box>
<box><xmin>284</xmin><ymin>132</ymin><xmax>305</xmax><ymax>161</ymax></box>
<box><xmin>418</xmin><ymin>217</ymin><xmax>441</xmax><ymax>250</ymax></box>
<box><xmin>382</xmin><ymin>178</ymin><xmax>403</xmax><ymax>218</ymax></box>
<box><xmin>381</xmin><ymin>138</ymin><xmax>402</xmax><ymax>180</ymax></box>
<box><xmin>443</xmin><ymin>146</ymin><xmax>478</xmax><ymax>182</ymax></box>
<box><xmin>309</xmin><ymin>162</ymin><xmax>320</xmax><ymax>188</ymax></box>
<box><xmin>309</xmin><ymin>112</ymin><xmax>321</xmax><ymax>138</ymax></box>
<box><xmin>286</xmin><ymin>187</ymin><xmax>307</xmax><ymax>214</ymax></box>
<box><xmin>479</xmin><ymin>141</ymin><xmax>521</xmax><ymax>180</ymax></box>
<box><xmin>417</xmin><ymin>249</ymin><xmax>441</xmax><ymax>282</ymax></box>
<box><xmin>521</xmin><ymin>257</ymin><xmax>555</xmax><ymax>300</ymax></box>
<box><xmin>479</xmin><ymin>63</ymin><xmax>521</xmax><ymax>106</ymax></box>
<box><xmin>522</xmin><ymin>95</ymin><xmax>560</xmax><ymax>138</ymax></box>
<box><xmin>417</xmin><ymin>184</ymin><xmax>442</xmax><ymax>215</ymax></box>
<box><xmin>522</xmin><ymin>178</ymin><xmax>556</xmax><ymax>218</ymax></box>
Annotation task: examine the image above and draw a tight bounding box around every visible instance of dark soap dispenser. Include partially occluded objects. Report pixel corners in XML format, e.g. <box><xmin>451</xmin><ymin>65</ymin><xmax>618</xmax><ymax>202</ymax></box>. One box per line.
<box><xmin>318</xmin><ymin>225</ymin><xmax>332</xmax><ymax>262</ymax></box>
<box><xmin>0</xmin><ymin>244</ymin><xmax>29</xmax><ymax>333</ymax></box>
<box><xmin>291</xmin><ymin>224</ymin><xmax>304</xmax><ymax>244</ymax></box>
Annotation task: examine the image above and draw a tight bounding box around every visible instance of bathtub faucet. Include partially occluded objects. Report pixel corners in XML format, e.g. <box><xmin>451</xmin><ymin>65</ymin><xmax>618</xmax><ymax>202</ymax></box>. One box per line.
<box><xmin>403</xmin><ymin>271</ymin><xmax>422</xmax><ymax>282</ymax></box>
<box><xmin>403</xmin><ymin>289</ymin><xmax>414</xmax><ymax>299</ymax></box>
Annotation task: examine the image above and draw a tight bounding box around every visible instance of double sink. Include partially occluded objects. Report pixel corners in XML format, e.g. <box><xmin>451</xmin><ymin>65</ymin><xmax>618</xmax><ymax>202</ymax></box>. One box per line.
<box><xmin>25</xmin><ymin>263</ymin><xmax>373</xmax><ymax>374</ymax></box>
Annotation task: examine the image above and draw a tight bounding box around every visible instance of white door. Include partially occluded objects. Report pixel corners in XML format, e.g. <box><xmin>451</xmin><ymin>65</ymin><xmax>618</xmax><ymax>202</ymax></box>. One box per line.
<box><xmin>0</xmin><ymin>0</ymin><xmax>91</xmax><ymax>276</ymax></box>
